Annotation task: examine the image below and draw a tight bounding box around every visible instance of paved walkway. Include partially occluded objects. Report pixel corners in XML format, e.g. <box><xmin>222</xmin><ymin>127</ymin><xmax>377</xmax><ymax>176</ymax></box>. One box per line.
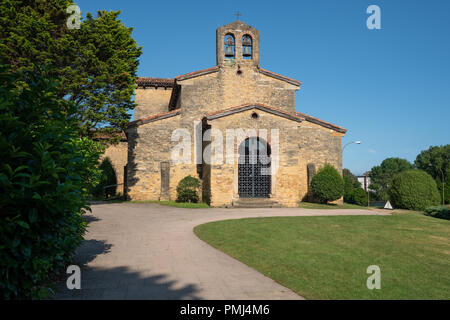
<box><xmin>55</xmin><ymin>203</ymin><xmax>389</xmax><ymax>300</ymax></box>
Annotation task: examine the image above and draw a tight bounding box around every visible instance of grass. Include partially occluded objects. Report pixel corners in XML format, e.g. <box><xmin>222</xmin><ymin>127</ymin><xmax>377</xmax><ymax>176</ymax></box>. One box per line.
<box><xmin>194</xmin><ymin>211</ymin><xmax>450</xmax><ymax>299</ymax></box>
<box><xmin>298</xmin><ymin>202</ymin><xmax>369</xmax><ymax>210</ymax></box>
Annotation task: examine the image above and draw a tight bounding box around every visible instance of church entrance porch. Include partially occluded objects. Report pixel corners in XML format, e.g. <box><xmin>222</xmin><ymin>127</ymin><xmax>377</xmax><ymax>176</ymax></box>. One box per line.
<box><xmin>238</xmin><ymin>137</ymin><xmax>271</xmax><ymax>198</ymax></box>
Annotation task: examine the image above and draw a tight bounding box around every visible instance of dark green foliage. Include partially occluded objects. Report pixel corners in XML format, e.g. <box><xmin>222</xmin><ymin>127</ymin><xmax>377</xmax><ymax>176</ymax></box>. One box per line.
<box><xmin>388</xmin><ymin>170</ymin><xmax>440</xmax><ymax>211</ymax></box>
<box><xmin>424</xmin><ymin>206</ymin><xmax>450</xmax><ymax>220</ymax></box>
<box><xmin>415</xmin><ymin>145</ymin><xmax>449</xmax><ymax>204</ymax></box>
<box><xmin>343</xmin><ymin>168</ymin><xmax>362</xmax><ymax>204</ymax></box>
<box><xmin>0</xmin><ymin>0</ymin><xmax>142</xmax><ymax>143</ymax></box>
<box><xmin>0</xmin><ymin>69</ymin><xmax>93</xmax><ymax>299</ymax></box>
<box><xmin>310</xmin><ymin>164</ymin><xmax>344</xmax><ymax>204</ymax></box>
<box><xmin>347</xmin><ymin>187</ymin><xmax>368</xmax><ymax>206</ymax></box>
<box><xmin>71</xmin><ymin>137</ymin><xmax>104</xmax><ymax>196</ymax></box>
<box><xmin>176</xmin><ymin>176</ymin><xmax>201</xmax><ymax>203</ymax></box>
<box><xmin>92</xmin><ymin>158</ymin><xmax>117</xmax><ymax>198</ymax></box>
<box><xmin>369</xmin><ymin>158</ymin><xmax>413</xmax><ymax>201</ymax></box>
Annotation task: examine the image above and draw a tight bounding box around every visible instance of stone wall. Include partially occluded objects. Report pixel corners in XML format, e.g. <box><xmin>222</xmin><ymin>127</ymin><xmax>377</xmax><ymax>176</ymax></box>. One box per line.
<box><xmin>204</xmin><ymin>108</ymin><xmax>342</xmax><ymax>207</ymax></box>
<box><xmin>134</xmin><ymin>87</ymin><xmax>172</xmax><ymax>120</ymax></box>
<box><xmin>102</xmin><ymin>141</ymin><xmax>128</xmax><ymax>187</ymax></box>
<box><xmin>178</xmin><ymin>64</ymin><xmax>298</xmax><ymax>116</ymax></box>
<box><xmin>126</xmin><ymin>114</ymin><xmax>200</xmax><ymax>201</ymax></box>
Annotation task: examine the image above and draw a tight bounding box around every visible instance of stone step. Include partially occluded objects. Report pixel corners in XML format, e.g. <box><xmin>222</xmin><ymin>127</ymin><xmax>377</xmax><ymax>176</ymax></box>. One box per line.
<box><xmin>232</xmin><ymin>198</ymin><xmax>282</xmax><ymax>208</ymax></box>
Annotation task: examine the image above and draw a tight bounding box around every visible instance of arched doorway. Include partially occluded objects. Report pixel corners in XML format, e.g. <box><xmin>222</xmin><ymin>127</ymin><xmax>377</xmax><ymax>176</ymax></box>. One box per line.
<box><xmin>238</xmin><ymin>137</ymin><xmax>271</xmax><ymax>198</ymax></box>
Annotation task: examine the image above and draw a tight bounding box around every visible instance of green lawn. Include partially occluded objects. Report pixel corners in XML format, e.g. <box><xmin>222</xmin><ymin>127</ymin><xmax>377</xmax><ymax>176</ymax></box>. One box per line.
<box><xmin>298</xmin><ymin>202</ymin><xmax>369</xmax><ymax>210</ymax></box>
<box><xmin>194</xmin><ymin>212</ymin><xmax>450</xmax><ymax>299</ymax></box>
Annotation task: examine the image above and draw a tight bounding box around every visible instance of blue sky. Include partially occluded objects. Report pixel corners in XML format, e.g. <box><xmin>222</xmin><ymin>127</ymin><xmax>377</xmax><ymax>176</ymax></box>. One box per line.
<box><xmin>75</xmin><ymin>0</ymin><xmax>450</xmax><ymax>175</ymax></box>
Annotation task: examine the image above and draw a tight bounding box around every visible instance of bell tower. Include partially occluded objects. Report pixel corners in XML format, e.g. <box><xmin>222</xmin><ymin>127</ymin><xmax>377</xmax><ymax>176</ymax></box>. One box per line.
<box><xmin>216</xmin><ymin>20</ymin><xmax>260</xmax><ymax>68</ymax></box>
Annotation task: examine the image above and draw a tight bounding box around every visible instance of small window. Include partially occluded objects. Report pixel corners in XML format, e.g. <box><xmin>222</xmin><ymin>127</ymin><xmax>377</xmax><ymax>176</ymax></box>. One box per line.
<box><xmin>242</xmin><ymin>35</ymin><xmax>252</xmax><ymax>59</ymax></box>
<box><xmin>224</xmin><ymin>34</ymin><xmax>235</xmax><ymax>59</ymax></box>
<box><xmin>251</xmin><ymin>112</ymin><xmax>259</xmax><ymax>119</ymax></box>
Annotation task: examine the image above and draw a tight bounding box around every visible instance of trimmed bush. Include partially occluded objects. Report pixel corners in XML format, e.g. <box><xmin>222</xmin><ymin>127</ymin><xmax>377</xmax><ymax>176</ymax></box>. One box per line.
<box><xmin>388</xmin><ymin>170</ymin><xmax>440</xmax><ymax>210</ymax></box>
<box><xmin>424</xmin><ymin>206</ymin><xmax>450</xmax><ymax>220</ymax></box>
<box><xmin>348</xmin><ymin>187</ymin><xmax>368</xmax><ymax>206</ymax></box>
<box><xmin>176</xmin><ymin>176</ymin><xmax>201</xmax><ymax>203</ymax></box>
<box><xmin>310</xmin><ymin>164</ymin><xmax>344</xmax><ymax>204</ymax></box>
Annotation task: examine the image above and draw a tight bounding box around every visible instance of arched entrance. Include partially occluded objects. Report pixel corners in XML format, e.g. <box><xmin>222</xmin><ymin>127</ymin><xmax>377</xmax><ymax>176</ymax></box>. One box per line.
<box><xmin>238</xmin><ymin>137</ymin><xmax>271</xmax><ymax>198</ymax></box>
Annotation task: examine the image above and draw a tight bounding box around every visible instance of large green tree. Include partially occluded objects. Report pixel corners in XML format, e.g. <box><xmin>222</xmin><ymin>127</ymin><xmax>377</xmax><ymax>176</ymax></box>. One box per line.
<box><xmin>0</xmin><ymin>0</ymin><xmax>142</xmax><ymax>143</ymax></box>
<box><xmin>369</xmin><ymin>158</ymin><xmax>413</xmax><ymax>201</ymax></box>
<box><xmin>415</xmin><ymin>145</ymin><xmax>449</xmax><ymax>204</ymax></box>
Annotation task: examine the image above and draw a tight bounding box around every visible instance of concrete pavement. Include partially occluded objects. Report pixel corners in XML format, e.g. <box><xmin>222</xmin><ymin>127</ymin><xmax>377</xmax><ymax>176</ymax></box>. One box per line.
<box><xmin>54</xmin><ymin>203</ymin><xmax>388</xmax><ymax>300</ymax></box>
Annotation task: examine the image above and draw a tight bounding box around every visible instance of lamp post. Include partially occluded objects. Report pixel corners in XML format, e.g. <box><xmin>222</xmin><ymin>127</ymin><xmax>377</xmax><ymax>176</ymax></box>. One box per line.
<box><xmin>343</xmin><ymin>141</ymin><xmax>361</xmax><ymax>151</ymax></box>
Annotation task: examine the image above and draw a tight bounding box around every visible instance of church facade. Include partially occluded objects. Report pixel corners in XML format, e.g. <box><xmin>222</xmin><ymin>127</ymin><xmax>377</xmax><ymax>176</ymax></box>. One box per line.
<box><xmin>125</xmin><ymin>20</ymin><xmax>347</xmax><ymax>207</ymax></box>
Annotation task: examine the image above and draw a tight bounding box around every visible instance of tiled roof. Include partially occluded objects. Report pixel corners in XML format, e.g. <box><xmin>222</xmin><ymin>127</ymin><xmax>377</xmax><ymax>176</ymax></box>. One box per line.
<box><xmin>128</xmin><ymin>109</ymin><xmax>181</xmax><ymax>128</ymax></box>
<box><xmin>295</xmin><ymin>111</ymin><xmax>347</xmax><ymax>133</ymax></box>
<box><xmin>136</xmin><ymin>77</ymin><xmax>174</xmax><ymax>88</ymax></box>
<box><xmin>259</xmin><ymin>68</ymin><xmax>302</xmax><ymax>86</ymax></box>
<box><xmin>92</xmin><ymin>130</ymin><xmax>127</xmax><ymax>141</ymax></box>
<box><xmin>205</xmin><ymin>103</ymin><xmax>305</xmax><ymax>123</ymax></box>
<box><xmin>175</xmin><ymin>66</ymin><xmax>220</xmax><ymax>81</ymax></box>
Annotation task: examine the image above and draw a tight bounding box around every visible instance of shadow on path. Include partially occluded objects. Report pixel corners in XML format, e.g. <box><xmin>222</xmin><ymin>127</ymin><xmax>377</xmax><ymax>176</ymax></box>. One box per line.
<box><xmin>55</xmin><ymin>265</ymin><xmax>201</xmax><ymax>300</ymax></box>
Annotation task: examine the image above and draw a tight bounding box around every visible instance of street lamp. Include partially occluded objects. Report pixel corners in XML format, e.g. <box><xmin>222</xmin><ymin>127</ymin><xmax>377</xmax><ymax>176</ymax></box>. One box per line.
<box><xmin>343</xmin><ymin>141</ymin><xmax>361</xmax><ymax>151</ymax></box>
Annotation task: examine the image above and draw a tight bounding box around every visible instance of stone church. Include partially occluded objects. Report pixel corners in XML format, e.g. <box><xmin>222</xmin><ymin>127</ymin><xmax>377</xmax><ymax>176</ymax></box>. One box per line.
<box><xmin>122</xmin><ymin>20</ymin><xmax>347</xmax><ymax>207</ymax></box>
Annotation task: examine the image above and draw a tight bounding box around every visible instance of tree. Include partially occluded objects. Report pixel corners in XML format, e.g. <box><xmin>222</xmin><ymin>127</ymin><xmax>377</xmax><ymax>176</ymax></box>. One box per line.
<box><xmin>0</xmin><ymin>0</ymin><xmax>142</xmax><ymax>143</ymax></box>
<box><xmin>343</xmin><ymin>168</ymin><xmax>361</xmax><ymax>203</ymax></box>
<box><xmin>348</xmin><ymin>187</ymin><xmax>368</xmax><ymax>206</ymax></box>
<box><xmin>0</xmin><ymin>69</ymin><xmax>96</xmax><ymax>299</ymax></box>
<box><xmin>388</xmin><ymin>170</ymin><xmax>440</xmax><ymax>210</ymax></box>
<box><xmin>369</xmin><ymin>158</ymin><xmax>413</xmax><ymax>201</ymax></box>
<box><xmin>310</xmin><ymin>164</ymin><xmax>344</xmax><ymax>204</ymax></box>
<box><xmin>92</xmin><ymin>158</ymin><xmax>118</xmax><ymax>198</ymax></box>
<box><xmin>415</xmin><ymin>145</ymin><xmax>449</xmax><ymax>204</ymax></box>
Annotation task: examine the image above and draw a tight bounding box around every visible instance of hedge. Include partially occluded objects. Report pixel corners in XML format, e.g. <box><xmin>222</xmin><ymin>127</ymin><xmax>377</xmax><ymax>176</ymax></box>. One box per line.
<box><xmin>388</xmin><ymin>170</ymin><xmax>440</xmax><ymax>211</ymax></box>
<box><xmin>310</xmin><ymin>164</ymin><xmax>344</xmax><ymax>204</ymax></box>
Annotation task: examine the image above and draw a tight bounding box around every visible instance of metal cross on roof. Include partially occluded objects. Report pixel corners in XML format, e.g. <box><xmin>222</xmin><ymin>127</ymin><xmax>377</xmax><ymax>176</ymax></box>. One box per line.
<box><xmin>234</xmin><ymin>11</ymin><xmax>242</xmax><ymax>20</ymax></box>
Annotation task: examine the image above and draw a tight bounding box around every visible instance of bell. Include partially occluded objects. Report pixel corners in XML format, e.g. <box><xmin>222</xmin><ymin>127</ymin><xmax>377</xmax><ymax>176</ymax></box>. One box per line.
<box><xmin>224</xmin><ymin>36</ymin><xmax>235</xmax><ymax>46</ymax></box>
<box><xmin>243</xmin><ymin>46</ymin><xmax>252</xmax><ymax>57</ymax></box>
<box><xmin>242</xmin><ymin>36</ymin><xmax>252</xmax><ymax>46</ymax></box>
<box><xmin>225</xmin><ymin>46</ymin><xmax>234</xmax><ymax>57</ymax></box>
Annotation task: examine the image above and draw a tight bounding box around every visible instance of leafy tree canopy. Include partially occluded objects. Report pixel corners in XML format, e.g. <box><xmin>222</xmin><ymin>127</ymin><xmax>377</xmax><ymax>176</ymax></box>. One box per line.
<box><xmin>0</xmin><ymin>0</ymin><xmax>142</xmax><ymax>144</ymax></box>
<box><xmin>415</xmin><ymin>145</ymin><xmax>449</xmax><ymax>204</ymax></box>
<box><xmin>369</xmin><ymin>157</ymin><xmax>413</xmax><ymax>201</ymax></box>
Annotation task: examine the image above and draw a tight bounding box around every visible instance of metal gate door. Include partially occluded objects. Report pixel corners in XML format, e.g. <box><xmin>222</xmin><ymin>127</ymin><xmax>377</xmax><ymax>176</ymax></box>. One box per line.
<box><xmin>238</xmin><ymin>137</ymin><xmax>271</xmax><ymax>199</ymax></box>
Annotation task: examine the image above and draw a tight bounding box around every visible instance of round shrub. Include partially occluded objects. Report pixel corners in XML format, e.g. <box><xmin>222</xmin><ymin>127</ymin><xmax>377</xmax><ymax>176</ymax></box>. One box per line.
<box><xmin>349</xmin><ymin>187</ymin><xmax>368</xmax><ymax>206</ymax></box>
<box><xmin>176</xmin><ymin>176</ymin><xmax>201</xmax><ymax>203</ymax></box>
<box><xmin>388</xmin><ymin>170</ymin><xmax>440</xmax><ymax>210</ymax></box>
<box><xmin>310</xmin><ymin>164</ymin><xmax>344</xmax><ymax>204</ymax></box>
